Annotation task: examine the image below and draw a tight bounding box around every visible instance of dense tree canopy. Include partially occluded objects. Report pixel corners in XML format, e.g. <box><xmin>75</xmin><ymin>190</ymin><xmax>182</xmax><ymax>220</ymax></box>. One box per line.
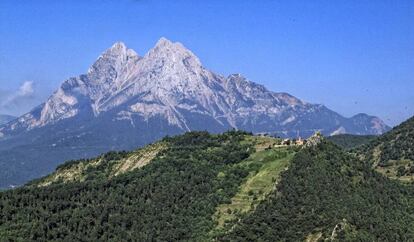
<box><xmin>358</xmin><ymin>116</ymin><xmax>414</xmax><ymax>166</ymax></box>
<box><xmin>0</xmin><ymin>131</ymin><xmax>254</xmax><ymax>241</ymax></box>
<box><xmin>0</xmin><ymin>129</ymin><xmax>413</xmax><ymax>241</ymax></box>
<box><xmin>222</xmin><ymin>141</ymin><xmax>414</xmax><ymax>241</ymax></box>
<box><xmin>327</xmin><ymin>134</ymin><xmax>376</xmax><ymax>149</ymax></box>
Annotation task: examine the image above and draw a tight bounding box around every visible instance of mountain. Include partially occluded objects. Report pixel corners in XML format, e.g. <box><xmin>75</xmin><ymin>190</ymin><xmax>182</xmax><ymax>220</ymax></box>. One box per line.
<box><xmin>0</xmin><ymin>131</ymin><xmax>412</xmax><ymax>241</ymax></box>
<box><xmin>0</xmin><ymin>114</ymin><xmax>15</xmax><ymax>125</ymax></box>
<box><xmin>0</xmin><ymin>38</ymin><xmax>390</xmax><ymax>188</ymax></box>
<box><xmin>357</xmin><ymin>115</ymin><xmax>414</xmax><ymax>181</ymax></box>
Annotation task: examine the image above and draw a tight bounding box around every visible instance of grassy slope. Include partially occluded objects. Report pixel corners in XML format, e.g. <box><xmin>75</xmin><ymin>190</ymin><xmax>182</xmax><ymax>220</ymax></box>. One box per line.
<box><xmin>222</xmin><ymin>140</ymin><xmax>414</xmax><ymax>241</ymax></box>
<box><xmin>0</xmin><ymin>131</ymin><xmax>264</xmax><ymax>241</ymax></box>
<box><xmin>32</xmin><ymin>142</ymin><xmax>167</xmax><ymax>187</ymax></box>
<box><xmin>375</xmin><ymin>159</ymin><xmax>414</xmax><ymax>182</ymax></box>
<box><xmin>211</xmin><ymin>147</ymin><xmax>295</xmax><ymax>236</ymax></box>
<box><xmin>357</xmin><ymin>116</ymin><xmax>414</xmax><ymax>181</ymax></box>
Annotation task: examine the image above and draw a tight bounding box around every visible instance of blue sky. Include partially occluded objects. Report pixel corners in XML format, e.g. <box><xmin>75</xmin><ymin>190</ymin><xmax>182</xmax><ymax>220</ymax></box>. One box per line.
<box><xmin>0</xmin><ymin>0</ymin><xmax>413</xmax><ymax>126</ymax></box>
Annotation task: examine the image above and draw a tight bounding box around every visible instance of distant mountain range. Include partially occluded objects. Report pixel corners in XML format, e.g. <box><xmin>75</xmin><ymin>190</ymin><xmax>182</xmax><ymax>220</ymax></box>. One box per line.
<box><xmin>0</xmin><ymin>115</ymin><xmax>15</xmax><ymax>125</ymax></box>
<box><xmin>0</xmin><ymin>38</ymin><xmax>390</xmax><ymax>188</ymax></box>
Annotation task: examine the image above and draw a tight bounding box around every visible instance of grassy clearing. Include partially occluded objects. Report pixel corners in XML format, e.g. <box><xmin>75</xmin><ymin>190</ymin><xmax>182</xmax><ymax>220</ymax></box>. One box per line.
<box><xmin>37</xmin><ymin>157</ymin><xmax>103</xmax><ymax>187</ymax></box>
<box><xmin>376</xmin><ymin>159</ymin><xmax>414</xmax><ymax>182</ymax></box>
<box><xmin>210</xmin><ymin>138</ymin><xmax>296</xmax><ymax>236</ymax></box>
<box><xmin>112</xmin><ymin>142</ymin><xmax>167</xmax><ymax>176</ymax></box>
<box><xmin>36</xmin><ymin>142</ymin><xmax>167</xmax><ymax>187</ymax></box>
<box><xmin>305</xmin><ymin>232</ymin><xmax>323</xmax><ymax>242</ymax></box>
<box><xmin>242</xmin><ymin>135</ymin><xmax>281</xmax><ymax>151</ymax></box>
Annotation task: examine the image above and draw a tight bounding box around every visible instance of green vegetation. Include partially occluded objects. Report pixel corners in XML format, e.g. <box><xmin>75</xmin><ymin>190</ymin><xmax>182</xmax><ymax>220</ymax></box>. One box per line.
<box><xmin>222</xmin><ymin>140</ymin><xmax>414</xmax><ymax>241</ymax></box>
<box><xmin>30</xmin><ymin>142</ymin><xmax>167</xmax><ymax>187</ymax></box>
<box><xmin>376</xmin><ymin>159</ymin><xmax>414</xmax><ymax>182</ymax></box>
<box><xmin>1</xmin><ymin>120</ymin><xmax>414</xmax><ymax>241</ymax></box>
<box><xmin>0</xmin><ymin>131</ymin><xmax>256</xmax><ymax>241</ymax></box>
<box><xmin>327</xmin><ymin>134</ymin><xmax>376</xmax><ymax>149</ymax></box>
<box><xmin>210</xmin><ymin>146</ymin><xmax>295</xmax><ymax>237</ymax></box>
<box><xmin>357</xmin><ymin>116</ymin><xmax>414</xmax><ymax>181</ymax></box>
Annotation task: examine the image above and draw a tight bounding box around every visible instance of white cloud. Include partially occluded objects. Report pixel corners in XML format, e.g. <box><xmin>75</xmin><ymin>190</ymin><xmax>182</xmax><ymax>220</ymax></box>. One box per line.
<box><xmin>0</xmin><ymin>81</ymin><xmax>37</xmax><ymax>115</ymax></box>
<box><xmin>17</xmin><ymin>81</ymin><xmax>34</xmax><ymax>97</ymax></box>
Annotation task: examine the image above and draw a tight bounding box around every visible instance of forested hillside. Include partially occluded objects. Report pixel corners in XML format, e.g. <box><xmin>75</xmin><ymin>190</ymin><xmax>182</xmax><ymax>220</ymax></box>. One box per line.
<box><xmin>222</xmin><ymin>140</ymin><xmax>414</xmax><ymax>241</ymax></box>
<box><xmin>327</xmin><ymin>134</ymin><xmax>376</xmax><ymax>149</ymax></box>
<box><xmin>0</xmin><ymin>130</ymin><xmax>413</xmax><ymax>241</ymax></box>
<box><xmin>357</xmin><ymin>116</ymin><xmax>414</xmax><ymax>181</ymax></box>
<box><xmin>0</xmin><ymin>131</ymin><xmax>294</xmax><ymax>241</ymax></box>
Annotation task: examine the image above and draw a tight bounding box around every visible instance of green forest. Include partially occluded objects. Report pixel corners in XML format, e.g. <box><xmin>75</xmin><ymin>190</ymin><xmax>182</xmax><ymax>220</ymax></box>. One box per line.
<box><xmin>0</xmin><ymin>131</ymin><xmax>258</xmax><ymax>241</ymax></box>
<box><xmin>356</xmin><ymin>116</ymin><xmax>414</xmax><ymax>181</ymax></box>
<box><xmin>0</xmin><ymin>122</ymin><xmax>414</xmax><ymax>241</ymax></box>
<box><xmin>222</xmin><ymin>140</ymin><xmax>414</xmax><ymax>241</ymax></box>
<box><xmin>327</xmin><ymin>134</ymin><xmax>376</xmax><ymax>149</ymax></box>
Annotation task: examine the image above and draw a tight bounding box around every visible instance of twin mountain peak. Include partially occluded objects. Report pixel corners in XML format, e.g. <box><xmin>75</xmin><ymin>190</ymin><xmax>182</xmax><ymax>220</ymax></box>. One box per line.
<box><xmin>0</xmin><ymin>37</ymin><xmax>391</xmax><ymax>188</ymax></box>
<box><xmin>1</xmin><ymin>37</ymin><xmax>389</xmax><ymax>139</ymax></box>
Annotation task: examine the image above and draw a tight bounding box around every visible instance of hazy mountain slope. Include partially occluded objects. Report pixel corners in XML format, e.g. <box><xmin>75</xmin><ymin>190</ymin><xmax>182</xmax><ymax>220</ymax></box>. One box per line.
<box><xmin>0</xmin><ymin>38</ymin><xmax>390</xmax><ymax>188</ymax></box>
<box><xmin>0</xmin><ymin>114</ymin><xmax>15</xmax><ymax>126</ymax></box>
<box><xmin>222</xmin><ymin>139</ymin><xmax>414</xmax><ymax>241</ymax></box>
<box><xmin>0</xmin><ymin>112</ymin><xmax>183</xmax><ymax>188</ymax></box>
<box><xmin>357</xmin><ymin>115</ymin><xmax>414</xmax><ymax>181</ymax></box>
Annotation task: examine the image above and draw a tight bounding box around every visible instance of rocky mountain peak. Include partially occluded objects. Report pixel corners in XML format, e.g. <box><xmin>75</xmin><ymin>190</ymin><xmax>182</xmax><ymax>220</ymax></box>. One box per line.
<box><xmin>110</xmin><ymin>41</ymin><xmax>127</xmax><ymax>50</ymax></box>
<box><xmin>154</xmin><ymin>37</ymin><xmax>174</xmax><ymax>48</ymax></box>
<box><xmin>0</xmin><ymin>38</ymin><xmax>393</xmax><ymax>188</ymax></box>
<box><xmin>0</xmin><ymin>37</ymin><xmax>390</xmax><ymax>139</ymax></box>
<box><xmin>87</xmin><ymin>42</ymin><xmax>139</xmax><ymax>78</ymax></box>
<box><xmin>228</xmin><ymin>73</ymin><xmax>244</xmax><ymax>79</ymax></box>
<box><xmin>349</xmin><ymin>113</ymin><xmax>389</xmax><ymax>135</ymax></box>
<box><xmin>144</xmin><ymin>37</ymin><xmax>202</xmax><ymax>69</ymax></box>
<box><xmin>81</xmin><ymin>42</ymin><xmax>140</xmax><ymax>106</ymax></box>
<box><xmin>104</xmin><ymin>41</ymin><xmax>138</xmax><ymax>59</ymax></box>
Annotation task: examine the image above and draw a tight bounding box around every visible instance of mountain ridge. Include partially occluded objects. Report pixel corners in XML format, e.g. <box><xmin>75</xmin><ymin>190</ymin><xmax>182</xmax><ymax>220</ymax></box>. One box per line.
<box><xmin>0</xmin><ymin>38</ymin><xmax>389</xmax><ymax>136</ymax></box>
<box><xmin>0</xmin><ymin>37</ymin><xmax>390</xmax><ymax>188</ymax></box>
<box><xmin>0</xmin><ymin>114</ymin><xmax>15</xmax><ymax>126</ymax></box>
